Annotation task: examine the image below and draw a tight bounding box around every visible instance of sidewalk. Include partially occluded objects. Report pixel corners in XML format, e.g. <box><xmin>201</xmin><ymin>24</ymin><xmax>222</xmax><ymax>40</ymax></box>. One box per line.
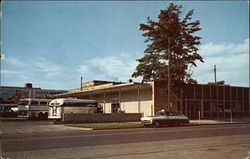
<box><xmin>190</xmin><ymin>118</ymin><xmax>250</xmax><ymax>125</ymax></box>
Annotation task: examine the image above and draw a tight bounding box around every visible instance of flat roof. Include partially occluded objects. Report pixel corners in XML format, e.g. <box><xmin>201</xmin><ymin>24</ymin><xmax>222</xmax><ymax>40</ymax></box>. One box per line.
<box><xmin>55</xmin><ymin>82</ymin><xmax>151</xmax><ymax>97</ymax></box>
<box><xmin>0</xmin><ymin>86</ymin><xmax>66</xmax><ymax>92</ymax></box>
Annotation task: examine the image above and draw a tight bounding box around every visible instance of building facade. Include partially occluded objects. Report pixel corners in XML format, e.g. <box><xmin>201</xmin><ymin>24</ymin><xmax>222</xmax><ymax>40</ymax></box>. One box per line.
<box><xmin>56</xmin><ymin>81</ymin><xmax>250</xmax><ymax>119</ymax></box>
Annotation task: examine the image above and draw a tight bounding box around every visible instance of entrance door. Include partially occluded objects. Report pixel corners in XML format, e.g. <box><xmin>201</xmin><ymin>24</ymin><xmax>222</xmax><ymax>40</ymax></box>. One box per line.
<box><xmin>111</xmin><ymin>103</ymin><xmax>120</xmax><ymax>113</ymax></box>
<box><xmin>189</xmin><ymin>102</ymin><xmax>200</xmax><ymax>119</ymax></box>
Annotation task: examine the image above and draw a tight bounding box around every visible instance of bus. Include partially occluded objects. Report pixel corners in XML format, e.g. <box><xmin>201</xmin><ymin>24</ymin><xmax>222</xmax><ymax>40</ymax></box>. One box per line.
<box><xmin>48</xmin><ymin>98</ymin><xmax>98</xmax><ymax>120</ymax></box>
<box><xmin>18</xmin><ymin>98</ymin><xmax>51</xmax><ymax>119</ymax></box>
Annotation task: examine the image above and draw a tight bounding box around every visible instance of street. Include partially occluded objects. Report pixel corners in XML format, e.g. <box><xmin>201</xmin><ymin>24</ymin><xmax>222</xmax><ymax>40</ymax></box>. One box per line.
<box><xmin>1</xmin><ymin>120</ymin><xmax>250</xmax><ymax>159</ymax></box>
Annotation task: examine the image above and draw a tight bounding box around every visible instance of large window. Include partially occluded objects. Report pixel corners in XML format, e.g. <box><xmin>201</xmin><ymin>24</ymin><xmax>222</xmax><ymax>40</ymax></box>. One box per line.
<box><xmin>218</xmin><ymin>102</ymin><xmax>224</xmax><ymax>117</ymax></box>
<box><xmin>203</xmin><ymin>85</ymin><xmax>210</xmax><ymax>100</ymax></box>
<box><xmin>62</xmin><ymin>102</ymin><xmax>98</xmax><ymax>107</ymax></box>
<box><xmin>211</xmin><ymin>86</ymin><xmax>217</xmax><ymax>100</ymax></box>
<box><xmin>18</xmin><ymin>101</ymin><xmax>29</xmax><ymax>105</ymax></box>
<box><xmin>195</xmin><ymin>85</ymin><xmax>202</xmax><ymax>99</ymax></box>
<box><xmin>231</xmin><ymin>87</ymin><xmax>236</xmax><ymax>101</ymax></box>
<box><xmin>225</xmin><ymin>86</ymin><xmax>231</xmax><ymax>100</ymax></box>
<box><xmin>218</xmin><ymin>86</ymin><xmax>224</xmax><ymax>100</ymax></box>
<box><xmin>40</xmin><ymin>101</ymin><xmax>48</xmax><ymax>105</ymax></box>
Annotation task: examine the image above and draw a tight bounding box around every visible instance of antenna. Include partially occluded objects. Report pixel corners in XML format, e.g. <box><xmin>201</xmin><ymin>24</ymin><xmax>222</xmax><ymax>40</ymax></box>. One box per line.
<box><xmin>214</xmin><ymin>65</ymin><xmax>217</xmax><ymax>83</ymax></box>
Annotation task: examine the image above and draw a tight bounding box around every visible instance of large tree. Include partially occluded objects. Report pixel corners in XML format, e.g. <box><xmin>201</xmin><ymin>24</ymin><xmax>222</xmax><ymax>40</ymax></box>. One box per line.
<box><xmin>132</xmin><ymin>3</ymin><xmax>204</xmax><ymax>108</ymax></box>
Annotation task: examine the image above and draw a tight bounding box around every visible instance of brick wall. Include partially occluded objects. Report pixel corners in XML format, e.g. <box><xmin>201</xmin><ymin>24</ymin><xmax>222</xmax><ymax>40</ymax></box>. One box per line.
<box><xmin>63</xmin><ymin>113</ymin><xmax>142</xmax><ymax>124</ymax></box>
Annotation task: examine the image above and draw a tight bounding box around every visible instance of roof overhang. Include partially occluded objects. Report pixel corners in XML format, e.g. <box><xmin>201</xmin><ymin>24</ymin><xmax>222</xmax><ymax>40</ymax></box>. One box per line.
<box><xmin>55</xmin><ymin>82</ymin><xmax>152</xmax><ymax>98</ymax></box>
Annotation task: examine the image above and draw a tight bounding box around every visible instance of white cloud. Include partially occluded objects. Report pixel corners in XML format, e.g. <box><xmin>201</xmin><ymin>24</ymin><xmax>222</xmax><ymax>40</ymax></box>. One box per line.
<box><xmin>2</xmin><ymin>70</ymin><xmax>23</xmax><ymax>75</ymax></box>
<box><xmin>193</xmin><ymin>39</ymin><xmax>249</xmax><ymax>86</ymax></box>
<box><xmin>33</xmin><ymin>57</ymin><xmax>62</xmax><ymax>78</ymax></box>
<box><xmin>76</xmin><ymin>53</ymin><xmax>139</xmax><ymax>82</ymax></box>
<box><xmin>2</xmin><ymin>56</ymin><xmax>66</xmax><ymax>89</ymax></box>
<box><xmin>199</xmin><ymin>38</ymin><xmax>249</xmax><ymax>57</ymax></box>
<box><xmin>4</xmin><ymin>57</ymin><xmax>63</xmax><ymax>79</ymax></box>
<box><xmin>5</xmin><ymin>56</ymin><xmax>29</xmax><ymax>67</ymax></box>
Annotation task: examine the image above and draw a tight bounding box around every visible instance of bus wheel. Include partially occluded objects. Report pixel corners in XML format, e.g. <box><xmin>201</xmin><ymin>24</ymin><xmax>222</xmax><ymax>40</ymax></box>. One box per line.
<box><xmin>38</xmin><ymin>113</ymin><xmax>44</xmax><ymax>120</ymax></box>
<box><xmin>144</xmin><ymin>125</ymin><xmax>150</xmax><ymax>128</ymax></box>
<box><xmin>44</xmin><ymin>112</ymin><xmax>48</xmax><ymax>120</ymax></box>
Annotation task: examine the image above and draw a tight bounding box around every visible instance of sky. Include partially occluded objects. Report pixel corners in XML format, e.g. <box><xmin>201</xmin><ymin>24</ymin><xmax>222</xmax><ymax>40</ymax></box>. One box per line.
<box><xmin>1</xmin><ymin>1</ymin><xmax>249</xmax><ymax>90</ymax></box>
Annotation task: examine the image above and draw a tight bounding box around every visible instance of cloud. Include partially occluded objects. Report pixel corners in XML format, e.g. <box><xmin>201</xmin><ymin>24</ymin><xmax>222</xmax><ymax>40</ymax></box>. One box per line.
<box><xmin>193</xmin><ymin>39</ymin><xmax>249</xmax><ymax>86</ymax></box>
<box><xmin>33</xmin><ymin>57</ymin><xmax>62</xmax><ymax>78</ymax></box>
<box><xmin>2</xmin><ymin>70</ymin><xmax>23</xmax><ymax>75</ymax></box>
<box><xmin>199</xmin><ymin>38</ymin><xmax>249</xmax><ymax>57</ymax></box>
<box><xmin>76</xmin><ymin>53</ymin><xmax>139</xmax><ymax>82</ymax></box>
<box><xmin>2</xmin><ymin>56</ymin><xmax>66</xmax><ymax>89</ymax></box>
<box><xmin>5</xmin><ymin>57</ymin><xmax>29</xmax><ymax>67</ymax></box>
<box><xmin>4</xmin><ymin>56</ymin><xmax>63</xmax><ymax>79</ymax></box>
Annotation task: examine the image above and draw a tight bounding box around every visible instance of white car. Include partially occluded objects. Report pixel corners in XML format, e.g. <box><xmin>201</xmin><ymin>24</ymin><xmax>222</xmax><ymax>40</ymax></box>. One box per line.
<box><xmin>141</xmin><ymin>111</ymin><xmax>189</xmax><ymax>128</ymax></box>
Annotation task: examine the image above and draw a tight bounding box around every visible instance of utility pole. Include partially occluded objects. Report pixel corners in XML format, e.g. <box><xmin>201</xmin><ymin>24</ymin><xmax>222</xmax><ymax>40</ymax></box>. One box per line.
<box><xmin>0</xmin><ymin>1</ymin><xmax>3</xmax><ymax>87</ymax></box>
<box><xmin>0</xmin><ymin>54</ymin><xmax>3</xmax><ymax>86</ymax></box>
<box><xmin>167</xmin><ymin>37</ymin><xmax>171</xmax><ymax>110</ymax></box>
<box><xmin>80</xmin><ymin>76</ymin><xmax>83</xmax><ymax>91</ymax></box>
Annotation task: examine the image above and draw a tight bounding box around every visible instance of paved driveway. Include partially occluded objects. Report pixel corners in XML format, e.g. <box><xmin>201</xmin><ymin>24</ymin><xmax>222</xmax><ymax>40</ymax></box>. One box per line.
<box><xmin>0</xmin><ymin>120</ymin><xmax>82</xmax><ymax>134</ymax></box>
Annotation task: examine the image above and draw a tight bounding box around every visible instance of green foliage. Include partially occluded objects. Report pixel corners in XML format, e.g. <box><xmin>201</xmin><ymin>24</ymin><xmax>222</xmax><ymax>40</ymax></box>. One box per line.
<box><xmin>132</xmin><ymin>3</ymin><xmax>204</xmax><ymax>94</ymax></box>
<box><xmin>67</xmin><ymin>122</ymin><xmax>143</xmax><ymax>130</ymax></box>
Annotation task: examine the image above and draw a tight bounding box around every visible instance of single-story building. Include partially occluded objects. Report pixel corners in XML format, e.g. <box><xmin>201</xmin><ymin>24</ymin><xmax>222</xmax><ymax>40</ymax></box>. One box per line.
<box><xmin>55</xmin><ymin>80</ymin><xmax>250</xmax><ymax>119</ymax></box>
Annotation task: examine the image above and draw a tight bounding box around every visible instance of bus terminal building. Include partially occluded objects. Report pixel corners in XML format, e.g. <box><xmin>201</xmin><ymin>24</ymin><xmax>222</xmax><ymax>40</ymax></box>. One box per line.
<box><xmin>56</xmin><ymin>80</ymin><xmax>249</xmax><ymax>120</ymax></box>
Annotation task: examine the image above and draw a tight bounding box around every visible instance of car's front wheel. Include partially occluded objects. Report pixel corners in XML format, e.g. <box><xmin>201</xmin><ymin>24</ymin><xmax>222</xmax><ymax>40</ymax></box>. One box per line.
<box><xmin>154</xmin><ymin>121</ymin><xmax>160</xmax><ymax>128</ymax></box>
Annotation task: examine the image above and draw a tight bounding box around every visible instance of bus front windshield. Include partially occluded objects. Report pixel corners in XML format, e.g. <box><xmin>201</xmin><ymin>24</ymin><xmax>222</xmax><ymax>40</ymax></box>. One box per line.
<box><xmin>18</xmin><ymin>101</ymin><xmax>29</xmax><ymax>105</ymax></box>
<box><xmin>50</xmin><ymin>102</ymin><xmax>61</xmax><ymax>107</ymax></box>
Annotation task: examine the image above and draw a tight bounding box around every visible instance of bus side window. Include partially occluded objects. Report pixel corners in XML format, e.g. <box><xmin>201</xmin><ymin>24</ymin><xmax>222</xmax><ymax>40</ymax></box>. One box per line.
<box><xmin>31</xmin><ymin>101</ymin><xmax>39</xmax><ymax>105</ymax></box>
<box><xmin>40</xmin><ymin>101</ymin><xmax>47</xmax><ymax>105</ymax></box>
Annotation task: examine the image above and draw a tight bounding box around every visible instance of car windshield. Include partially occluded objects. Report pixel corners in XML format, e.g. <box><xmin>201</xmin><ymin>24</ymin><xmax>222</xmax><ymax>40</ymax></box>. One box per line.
<box><xmin>155</xmin><ymin>112</ymin><xmax>166</xmax><ymax>116</ymax></box>
<box><xmin>155</xmin><ymin>111</ymin><xmax>180</xmax><ymax>116</ymax></box>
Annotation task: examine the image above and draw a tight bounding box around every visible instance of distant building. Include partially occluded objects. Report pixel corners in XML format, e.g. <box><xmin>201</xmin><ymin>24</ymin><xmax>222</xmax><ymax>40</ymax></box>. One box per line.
<box><xmin>55</xmin><ymin>80</ymin><xmax>250</xmax><ymax>119</ymax></box>
<box><xmin>0</xmin><ymin>83</ymin><xmax>66</xmax><ymax>109</ymax></box>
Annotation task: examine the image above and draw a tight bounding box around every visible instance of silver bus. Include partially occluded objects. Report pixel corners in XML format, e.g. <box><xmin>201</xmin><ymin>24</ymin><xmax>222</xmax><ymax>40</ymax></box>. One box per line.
<box><xmin>18</xmin><ymin>98</ymin><xmax>51</xmax><ymax>119</ymax></box>
<box><xmin>48</xmin><ymin>98</ymin><xmax>98</xmax><ymax>120</ymax></box>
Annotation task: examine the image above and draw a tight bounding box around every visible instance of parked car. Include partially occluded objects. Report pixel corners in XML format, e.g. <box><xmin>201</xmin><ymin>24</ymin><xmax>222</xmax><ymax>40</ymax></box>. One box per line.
<box><xmin>141</xmin><ymin>111</ymin><xmax>189</xmax><ymax>128</ymax></box>
<box><xmin>0</xmin><ymin>109</ymin><xmax>18</xmax><ymax>117</ymax></box>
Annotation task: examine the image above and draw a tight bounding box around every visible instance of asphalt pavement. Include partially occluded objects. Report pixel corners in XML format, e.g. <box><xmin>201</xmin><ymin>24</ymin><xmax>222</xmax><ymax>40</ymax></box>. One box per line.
<box><xmin>1</xmin><ymin>121</ymin><xmax>249</xmax><ymax>159</ymax></box>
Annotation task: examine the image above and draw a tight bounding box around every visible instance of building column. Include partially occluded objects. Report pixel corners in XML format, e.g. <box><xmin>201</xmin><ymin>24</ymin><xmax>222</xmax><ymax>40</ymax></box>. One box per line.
<box><xmin>209</xmin><ymin>85</ymin><xmax>212</xmax><ymax>119</ymax></box>
<box><xmin>242</xmin><ymin>88</ymin><xmax>244</xmax><ymax>118</ymax></box>
<box><xmin>103</xmin><ymin>92</ymin><xmax>106</xmax><ymax>113</ymax></box>
<box><xmin>201</xmin><ymin>85</ymin><xmax>204</xmax><ymax>119</ymax></box>
<box><xmin>236</xmin><ymin>87</ymin><xmax>238</xmax><ymax>118</ymax></box>
<box><xmin>223</xmin><ymin>86</ymin><xmax>226</xmax><ymax>118</ymax></box>
<box><xmin>118</xmin><ymin>89</ymin><xmax>121</xmax><ymax>107</ymax></box>
<box><xmin>216</xmin><ymin>85</ymin><xmax>219</xmax><ymax>118</ymax></box>
<box><xmin>194</xmin><ymin>85</ymin><xmax>196</xmax><ymax>119</ymax></box>
<box><xmin>137</xmin><ymin>86</ymin><xmax>141</xmax><ymax>113</ymax></box>
<box><xmin>29</xmin><ymin>89</ymin><xmax>31</xmax><ymax>98</ymax></box>
<box><xmin>230</xmin><ymin>87</ymin><xmax>232</xmax><ymax>115</ymax></box>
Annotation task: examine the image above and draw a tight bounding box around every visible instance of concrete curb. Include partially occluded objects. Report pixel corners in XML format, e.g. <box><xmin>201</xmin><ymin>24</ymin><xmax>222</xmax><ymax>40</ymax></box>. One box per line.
<box><xmin>82</xmin><ymin>128</ymin><xmax>94</xmax><ymax>131</ymax></box>
<box><xmin>65</xmin><ymin>121</ymin><xmax>250</xmax><ymax>131</ymax></box>
<box><xmin>189</xmin><ymin>121</ymin><xmax>250</xmax><ymax>126</ymax></box>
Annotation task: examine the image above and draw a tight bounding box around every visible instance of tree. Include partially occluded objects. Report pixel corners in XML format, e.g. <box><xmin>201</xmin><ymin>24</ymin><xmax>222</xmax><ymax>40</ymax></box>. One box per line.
<box><xmin>132</xmin><ymin>3</ymin><xmax>204</xmax><ymax>110</ymax></box>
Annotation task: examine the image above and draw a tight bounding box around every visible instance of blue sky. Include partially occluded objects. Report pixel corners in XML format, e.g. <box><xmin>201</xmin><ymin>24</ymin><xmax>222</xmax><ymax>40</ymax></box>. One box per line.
<box><xmin>1</xmin><ymin>1</ymin><xmax>249</xmax><ymax>90</ymax></box>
